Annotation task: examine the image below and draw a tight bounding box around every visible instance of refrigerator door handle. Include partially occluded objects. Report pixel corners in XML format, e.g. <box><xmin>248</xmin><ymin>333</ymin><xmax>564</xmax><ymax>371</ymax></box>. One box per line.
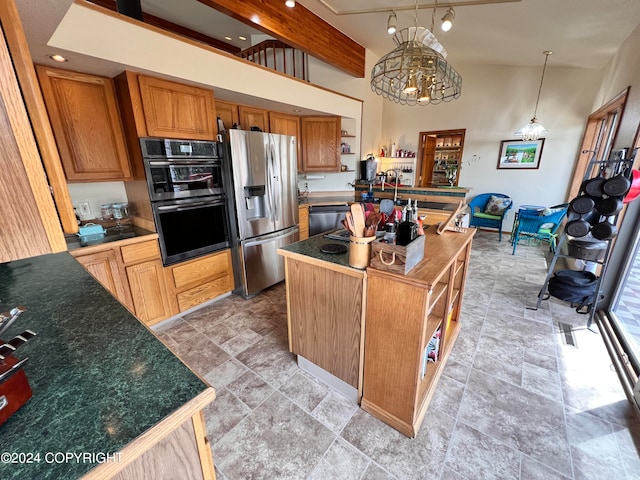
<box><xmin>265</xmin><ymin>146</ymin><xmax>275</xmax><ymax>222</ymax></box>
<box><xmin>243</xmin><ymin>226</ymin><xmax>299</xmax><ymax>247</ymax></box>
<box><xmin>270</xmin><ymin>141</ymin><xmax>280</xmax><ymax>222</ymax></box>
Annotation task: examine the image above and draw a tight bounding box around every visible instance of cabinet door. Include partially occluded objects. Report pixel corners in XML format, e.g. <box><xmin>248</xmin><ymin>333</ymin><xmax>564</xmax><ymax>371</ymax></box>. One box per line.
<box><xmin>137</xmin><ymin>75</ymin><xmax>217</xmax><ymax>140</ymax></box>
<box><xmin>298</xmin><ymin>205</ymin><xmax>309</xmax><ymax>240</ymax></box>
<box><xmin>0</xmin><ymin>30</ymin><xmax>66</xmax><ymax>262</ymax></box>
<box><xmin>215</xmin><ymin>100</ymin><xmax>239</xmax><ymax>131</ymax></box>
<box><xmin>301</xmin><ymin>116</ymin><xmax>340</xmax><ymax>172</ymax></box>
<box><xmin>126</xmin><ymin>259</ymin><xmax>172</xmax><ymax>326</ymax></box>
<box><xmin>74</xmin><ymin>249</ymin><xmax>133</xmax><ymax>310</ymax></box>
<box><xmin>35</xmin><ymin>65</ymin><xmax>132</xmax><ymax>182</ymax></box>
<box><xmin>238</xmin><ymin>105</ymin><xmax>269</xmax><ymax>132</ymax></box>
<box><xmin>270</xmin><ymin>111</ymin><xmax>301</xmax><ymax>170</ymax></box>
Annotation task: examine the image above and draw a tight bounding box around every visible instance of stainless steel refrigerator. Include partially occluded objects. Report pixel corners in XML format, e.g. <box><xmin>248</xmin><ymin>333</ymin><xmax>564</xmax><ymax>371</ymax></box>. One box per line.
<box><xmin>228</xmin><ymin>129</ymin><xmax>299</xmax><ymax>298</ymax></box>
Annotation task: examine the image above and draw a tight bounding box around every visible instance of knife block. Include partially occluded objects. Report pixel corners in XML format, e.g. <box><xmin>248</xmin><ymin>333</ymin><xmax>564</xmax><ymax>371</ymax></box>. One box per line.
<box><xmin>0</xmin><ymin>354</ymin><xmax>32</xmax><ymax>426</ymax></box>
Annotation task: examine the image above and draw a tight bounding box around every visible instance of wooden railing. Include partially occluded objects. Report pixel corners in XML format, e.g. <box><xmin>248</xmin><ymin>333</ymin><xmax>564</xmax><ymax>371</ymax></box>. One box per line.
<box><xmin>238</xmin><ymin>40</ymin><xmax>308</xmax><ymax>81</ymax></box>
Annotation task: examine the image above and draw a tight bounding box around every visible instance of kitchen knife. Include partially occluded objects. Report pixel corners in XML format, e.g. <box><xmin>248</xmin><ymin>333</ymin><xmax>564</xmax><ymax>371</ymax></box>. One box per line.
<box><xmin>0</xmin><ymin>330</ymin><xmax>36</xmax><ymax>360</ymax></box>
<box><xmin>0</xmin><ymin>306</ymin><xmax>26</xmax><ymax>336</ymax></box>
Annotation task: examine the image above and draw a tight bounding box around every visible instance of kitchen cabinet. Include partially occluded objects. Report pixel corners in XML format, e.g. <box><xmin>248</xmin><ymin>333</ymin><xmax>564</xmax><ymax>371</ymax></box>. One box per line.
<box><xmin>165</xmin><ymin>249</ymin><xmax>233</xmax><ymax>313</ymax></box>
<box><xmin>298</xmin><ymin>205</ymin><xmax>309</xmax><ymax>240</ymax></box>
<box><xmin>0</xmin><ymin>18</ymin><xmax>67</xmax><ymax>263</ymax></box>
<box><xmin>36</xmin><ymin>65</ymin><xmax>133</xmax><ymax>182</ymax></box>
<box><xmin>215</xmin><ymin>99</ymin><xmax>239</xmax><ymax>131</ymax></box>
<box><xmin>417</xmin><ymin>129</ymin><xmax>465</xmax><ymax>187</ymax></box>
<box><xmin>238</xmin><ymin>105</ymin><xmax>269</xmax><ymax>132</ymax></box>
<box><xmin>301</xmin><ymin>116</ymin><xmax>341</xmax><ymax>172</ymax></box>
<box><xmin>270</xmin><ymin>111</ymin><xmax>302</xmax><ymax>170</ymax></box>
<box><xmin>361</xmin><ymin>227</ymin><xmax>474</xmax><ymax>437</ymax></box>
<box><xmin>73</xmin><ymin>248</ymin><xmax>134</xmax><ymax>310</ymax></box>
<box><xmin>71</xmin><ymin>237</ymin><xmax>173</xmax><ymax>326</ymax></box>
<box><xmin>121</xmin><ymin>239</ymin><xmax>173</xmax><ymax>325</ymax></box>
<box><xmin>114</xmin><ymin>71</ymin><xmax>217</xmax><ymax>141</ymax></box>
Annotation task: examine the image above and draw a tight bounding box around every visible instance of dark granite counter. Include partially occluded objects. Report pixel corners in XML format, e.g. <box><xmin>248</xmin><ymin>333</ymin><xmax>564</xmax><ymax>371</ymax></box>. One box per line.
<box><xmin>0</xmin><ymin>252</ymin><xmax>209</xmax><ymax>480</ymax></box>
<box><xmin>278</xmin><ymin>232</ymin><xmax>353</xmax><ymax>269</ymax></box>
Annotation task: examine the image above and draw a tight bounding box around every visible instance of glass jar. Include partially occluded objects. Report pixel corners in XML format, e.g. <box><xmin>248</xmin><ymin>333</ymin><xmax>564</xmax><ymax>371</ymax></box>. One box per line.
<box><xmin>100</xmin><ymin>204</ymin><xmax>113</xmax><ymax>219</ymax></box>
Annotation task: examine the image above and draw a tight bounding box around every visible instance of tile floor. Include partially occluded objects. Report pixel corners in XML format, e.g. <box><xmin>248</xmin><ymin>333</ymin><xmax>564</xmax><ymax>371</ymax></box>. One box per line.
<box><xmin>156</xmin><ymin>231</ymin><xmax>640</xmax><ymax>480</ymax></box>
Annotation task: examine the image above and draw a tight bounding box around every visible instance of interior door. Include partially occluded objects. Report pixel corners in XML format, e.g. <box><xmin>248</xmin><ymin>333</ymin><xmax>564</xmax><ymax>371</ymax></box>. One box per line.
<box><xmin>418</xmin><ymin>133</ymin><xmax>437</xmax><ymax>186</ymax></box>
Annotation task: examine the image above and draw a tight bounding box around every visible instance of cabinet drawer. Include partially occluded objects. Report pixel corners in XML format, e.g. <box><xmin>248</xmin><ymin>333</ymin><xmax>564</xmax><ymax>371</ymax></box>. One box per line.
<box><xmin>170</xmin><ymin>250</ymin><xmax>230</xmax><ymax>290</ymax></box>
<box><xmin>120</xmin><ymin>240</ymin><xmax>160</xmax><ymax>264</ymax></box>
<box><xmin>176</xmin><ymin>275</ymin><xmax>231</xmax><ymax>312</ymax></box>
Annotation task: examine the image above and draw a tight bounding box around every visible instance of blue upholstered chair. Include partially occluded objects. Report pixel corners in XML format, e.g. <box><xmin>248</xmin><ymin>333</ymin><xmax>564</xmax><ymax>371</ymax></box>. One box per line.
<box><xmin>511</xmin><ymin>204</ymin><xmax>569</xmax><ymax>254</ymax></box>
<box><xmin>468</xmin><ymin>193</ymin><xmax>513</xmax><ymax>241</ymax></box>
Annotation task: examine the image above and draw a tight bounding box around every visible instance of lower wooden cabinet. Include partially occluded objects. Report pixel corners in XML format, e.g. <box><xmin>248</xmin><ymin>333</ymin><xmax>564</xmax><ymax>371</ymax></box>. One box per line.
<box><xmin>165</xmin><ymin>249</ymin><xmax>233</xmax><ymax>313</ymax></box>
<box><xmin>72</xmin><ymin>237</ymin><xmax>172</xmax><ymax>326</ymax></box>
<box><xmin>73</xmin><ymin>248</ymin><xmax>133</xmax><ymax>310</ymax></box>
<box><xmin>298</xmin><ymin>205</ymin><xmax>309</xmax><ymax>240</ymax></box>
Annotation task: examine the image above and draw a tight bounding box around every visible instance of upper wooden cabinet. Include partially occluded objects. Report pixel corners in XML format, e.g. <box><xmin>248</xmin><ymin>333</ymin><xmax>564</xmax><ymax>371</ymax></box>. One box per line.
<box><xmin>114</xmin><ymin>71</ymin><xmax>218</xmax><ymax>141</ymax></box>
<box><xmin>238</xmin><ymin>105</ymin><xmax>269</xmax><ymax>132</ymax></box>
<box><xmin>301</xmin><ymin>116</ymin><xmax>340</xmax><ymax>172</ymax></box>
<box><xmin>215</xmin><ymin>99</ymin><xmax>239</xmax><ymax>131</ymax></box>
<box><xmin>36</xmin><ymin>65</ymin><xmax>133</xmax><ymax>182</ymax></box>
<box><xmin>269</xmin><ymin>111</ymin><xmax>301</xmax><ymax>170</ymax></box>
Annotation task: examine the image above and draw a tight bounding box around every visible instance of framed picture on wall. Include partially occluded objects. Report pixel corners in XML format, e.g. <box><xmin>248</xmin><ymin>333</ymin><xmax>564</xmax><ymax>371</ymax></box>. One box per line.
<box><xmin>497</xmin><ymin>139</ymin><xmax>545</xmax><ymax>169</ymax></box>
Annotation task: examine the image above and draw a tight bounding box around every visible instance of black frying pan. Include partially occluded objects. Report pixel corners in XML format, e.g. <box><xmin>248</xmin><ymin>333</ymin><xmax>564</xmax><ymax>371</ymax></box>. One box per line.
<box><xmin>595</xmin><ymin>196</ymin><xmax>624</xmax><ymax>216</ymax></box>
<box><xmin>603</xmin><ymin>171</ymin><xmax>632</xmax><ymax>197</ymax></box>
<box><xmin>591</xmin><ymin>220</ymin><xmax>618</xmax><ymax>240</ymax></box>
<box><xmin>569</xmin><ymin>195</ymin><xmax>595</xmax><ymax>215</ymax></box>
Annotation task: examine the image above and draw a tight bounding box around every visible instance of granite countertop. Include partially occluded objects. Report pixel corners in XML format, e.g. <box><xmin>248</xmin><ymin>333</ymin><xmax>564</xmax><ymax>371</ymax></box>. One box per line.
<box><xmin>0</xmin><ymin>252</ymin><xmax>208</xmax><ymax>480</ymax></box>
<box><xmin>65</xmin><ymin>224</ymin><xmax>156</xmax><ymax>251</ymax></box>
<box><xmin>298</xmin><ymin>195</ymin><xmax>353</xmax><ymax>206</ymax></box>
<box><xmin>278</xmin><ymin>232</ymin><xmax>355</xmax><ymax>269</ymax></box>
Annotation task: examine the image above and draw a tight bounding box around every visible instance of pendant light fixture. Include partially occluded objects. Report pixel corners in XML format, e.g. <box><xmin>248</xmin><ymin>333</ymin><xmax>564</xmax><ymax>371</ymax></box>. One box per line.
<box><xmin>371</xmin><ymin>0</ymin><xmax>462</xmax><ymax>106</ymax></box>
<box><xmin>514</xmin><ymin>51</ymin><xmax>553</xmax><ymax>141</ymax></box>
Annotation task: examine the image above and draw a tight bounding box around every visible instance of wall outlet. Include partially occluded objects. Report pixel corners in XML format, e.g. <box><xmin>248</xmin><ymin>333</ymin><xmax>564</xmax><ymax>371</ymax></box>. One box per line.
<box><xmin>78</xmin><ymin>202</ymin><xmax>91</xmax><ymax>216</ymax></box>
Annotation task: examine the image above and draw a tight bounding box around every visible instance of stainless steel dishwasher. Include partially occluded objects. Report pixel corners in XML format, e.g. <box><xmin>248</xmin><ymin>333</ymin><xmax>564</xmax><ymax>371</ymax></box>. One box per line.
<box><xmin>308</xmin><ymin>204</ymin><xmax>351</xmax><ymax>236</ymax></box>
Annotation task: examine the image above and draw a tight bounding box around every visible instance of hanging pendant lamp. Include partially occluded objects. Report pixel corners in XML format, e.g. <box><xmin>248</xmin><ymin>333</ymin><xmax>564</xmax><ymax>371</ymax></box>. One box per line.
<box><xmin>514</xmin><ymin>51</ymin><xmax>553</xmax><ymax>141</ymax></box>
<box><xmin>370</xmin><ymin>0</ymin><xmax>462</xmax><ymax>106</ymax></box>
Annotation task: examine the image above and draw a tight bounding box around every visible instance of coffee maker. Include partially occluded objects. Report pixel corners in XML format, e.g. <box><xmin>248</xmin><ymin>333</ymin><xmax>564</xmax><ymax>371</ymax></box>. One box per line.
<box><xmin>359</xmin><ymin>155</ymin><xmax>377</xmax><ymax>182</ymax></box>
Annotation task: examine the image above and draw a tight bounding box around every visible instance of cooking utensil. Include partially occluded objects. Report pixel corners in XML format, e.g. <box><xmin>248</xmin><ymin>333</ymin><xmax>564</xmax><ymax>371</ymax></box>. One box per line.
<box><xmin>583</xmin><ymin>165</ymin><xmax>607</xmax><ymax>197</ymax></box>
<box><xmin>351</xmin><ymin>203</ymin><xmax>365</xmax><ymax>237</ymax></box>
<box><xmin>0</xmin><ymin>306</ymin><xmax>26</xmax><ymax>336</ymax></box>
<box><xmin>0</xmin><ymin>330</ymin><xmax>36</xmax><ymax>360</ymax></box>
<box><xmin>603</xmin><ymin>171</ymin><xmax>632</xmax><ymax>197</ymax></box>
<box><xmin>379</xmin><ymin>199</ymin><xmax>394</xmax><ymax>216</ymax></box>
<box><xmin>591</xmin><ymin>220</ymin><xmax>618</xmax><ymax>240</ymax></box>
<box><xmin>595</xmin><ymin>196</ymin><xmax>623</xmax><ymax>216</ymax></box>
<box><xmin>345</xmin><ymin>211</ymin><xmax>356</xmax><ymax>235</ymax></box>
<box><xmin>569</xmin><ymin>195</ymin><xmax>596</xmax><ymax>215</ymax></box>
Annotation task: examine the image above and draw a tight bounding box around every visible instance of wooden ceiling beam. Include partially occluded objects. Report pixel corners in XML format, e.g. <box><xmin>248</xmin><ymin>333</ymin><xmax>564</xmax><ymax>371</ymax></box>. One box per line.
<box><xmin>197</xmin><ymin>0</ymin><xmax>365</xmax><ymax>78</ymax></box>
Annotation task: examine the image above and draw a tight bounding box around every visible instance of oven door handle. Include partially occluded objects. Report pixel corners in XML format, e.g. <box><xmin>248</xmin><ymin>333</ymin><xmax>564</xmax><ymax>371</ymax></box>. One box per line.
<box><xmin>156</xmin><ymin>200</ymin><xmax>225</xmax><ymax>212</ymax></box>
<box><xmin>147</xmin><ymin>160</ymin><xmax>218</xmax><ymax>166</ymax></box>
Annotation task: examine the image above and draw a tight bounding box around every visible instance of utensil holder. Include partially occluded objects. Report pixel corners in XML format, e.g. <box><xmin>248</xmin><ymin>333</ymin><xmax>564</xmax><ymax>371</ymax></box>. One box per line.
<box><xmin>349</xmin><ymin>235</ymin><xmax>376</xmax><ymax>269</ymax></box>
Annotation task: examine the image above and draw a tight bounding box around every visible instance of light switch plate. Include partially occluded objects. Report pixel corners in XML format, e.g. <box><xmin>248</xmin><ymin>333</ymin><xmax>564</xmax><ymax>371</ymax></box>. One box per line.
<box><xmin>78</xmin><ymin>202</ymin><xmax>91</xmax><ymax>216</ymax></box>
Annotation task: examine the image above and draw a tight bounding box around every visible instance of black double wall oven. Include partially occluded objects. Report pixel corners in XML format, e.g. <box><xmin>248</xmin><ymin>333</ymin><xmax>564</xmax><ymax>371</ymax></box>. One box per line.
<box><xmin>141</xmin><ymin>138</ymin><xmax>231</xmax><ymax>265</ymax></box>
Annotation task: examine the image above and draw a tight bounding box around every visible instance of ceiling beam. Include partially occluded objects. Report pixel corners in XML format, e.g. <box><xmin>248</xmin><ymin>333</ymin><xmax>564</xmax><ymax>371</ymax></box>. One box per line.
<box><xmin>197</xmin><ymin>0</ymin><xmax>365</xmax><ymax>78</ymax></box>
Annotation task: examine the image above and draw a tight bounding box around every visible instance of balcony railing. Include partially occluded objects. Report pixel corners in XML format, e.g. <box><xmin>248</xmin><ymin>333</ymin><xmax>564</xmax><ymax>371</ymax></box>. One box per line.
<box><xmin>238</xmin><ymin>40</ymin><xmax>308</xmax><ymax>81</ymax></box>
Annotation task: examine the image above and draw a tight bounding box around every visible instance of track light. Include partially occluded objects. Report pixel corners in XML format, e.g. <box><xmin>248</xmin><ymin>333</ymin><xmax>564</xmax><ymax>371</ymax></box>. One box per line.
<box><xmin>441</xmin><ymin>7</ymin><xmax>455</xmax><ymax>32</ymax></box>
<box><xmin>285</xmin><ymin>0</ymin><xmax>295</xmax><ymax>7</ymax></box>
<box><xmin>387</xmin><ymin>11</ymin><xmax>397</xmax><ymax>35</ymax></box>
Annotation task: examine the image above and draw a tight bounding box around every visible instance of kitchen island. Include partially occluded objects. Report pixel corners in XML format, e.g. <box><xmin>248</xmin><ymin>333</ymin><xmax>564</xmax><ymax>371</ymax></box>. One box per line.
<box><xmin>278</xmin><ymin>225</ymin><xmax>475</xmax><ymax>437</ymax></box>
<box><xmin>0</xmin><ymin>252</ymin><xmax>215</xmax><ymax>479</ymax></box>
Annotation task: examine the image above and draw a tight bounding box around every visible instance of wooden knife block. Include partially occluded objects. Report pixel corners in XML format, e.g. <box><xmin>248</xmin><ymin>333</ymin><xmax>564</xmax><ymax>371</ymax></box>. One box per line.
<box><xmin>0</xmin><ymin>354</ymin><xmax>32</xmax><ymax>426</ymax></box>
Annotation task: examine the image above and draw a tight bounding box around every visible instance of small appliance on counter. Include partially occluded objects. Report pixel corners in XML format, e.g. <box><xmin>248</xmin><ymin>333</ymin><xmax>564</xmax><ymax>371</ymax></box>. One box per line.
<box><xmin>359</xmin><ymin>155</ymin><xmax>377</xmax><ymax>182</ymax></box>
<box><xmin>0</xmin><ymin>306</ymin><xmax>36</xmax><ymax>426</ymax></box>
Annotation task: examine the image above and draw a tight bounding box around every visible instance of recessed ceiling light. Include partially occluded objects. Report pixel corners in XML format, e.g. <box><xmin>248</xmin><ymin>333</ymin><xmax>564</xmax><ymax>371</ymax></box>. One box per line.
<box><xmin>224</xmin><ymin>36</ymin><xmax>232</xmax><ymax>41</ymax></box>
<box><xmin>292</xmin><ymin>109</ymin><xmax>301</xmax><ymax>112</ymax></box>
<box><xmin>48</xmin><ymin>54</ymin><xmax>68</xmax><ymax>63</ymax></box>
<box><xmin>238</xmin><ymin>36</ymin><xmax>247</xmax><ymax>41</ymax></box>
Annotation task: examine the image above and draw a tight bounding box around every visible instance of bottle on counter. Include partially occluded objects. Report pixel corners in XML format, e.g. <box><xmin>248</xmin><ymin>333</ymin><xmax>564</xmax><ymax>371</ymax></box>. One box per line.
<box><xmin>391</xmin><ymin>142</ymin><xmax>397</xmax><ymax>158</ymax></box>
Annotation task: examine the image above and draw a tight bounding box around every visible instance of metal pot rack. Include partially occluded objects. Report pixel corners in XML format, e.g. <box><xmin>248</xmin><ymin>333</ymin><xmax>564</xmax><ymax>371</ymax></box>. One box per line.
<box><xmin>530</xmin><ymin>149</ymin><xmax>635</xmax><ymax>329</ymax></box>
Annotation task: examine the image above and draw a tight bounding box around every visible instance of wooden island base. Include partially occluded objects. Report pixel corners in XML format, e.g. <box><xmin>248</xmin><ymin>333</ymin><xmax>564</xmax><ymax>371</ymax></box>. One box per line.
<box><xmin>278</xmin><ymin>225</ymin><xmax>475</xmax><ymax>437</ymax></box>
